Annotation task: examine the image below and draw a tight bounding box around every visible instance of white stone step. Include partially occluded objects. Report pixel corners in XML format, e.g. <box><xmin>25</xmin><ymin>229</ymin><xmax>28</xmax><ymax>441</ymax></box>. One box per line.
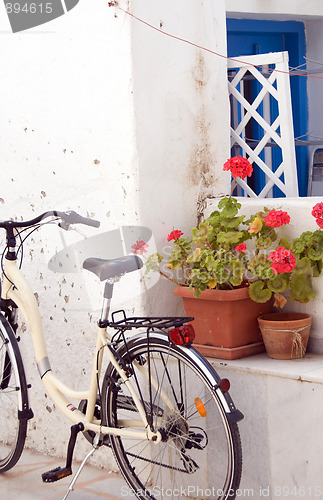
<box><xmin>210</xmin><ymin>353</ymin><xmax>323</xmax><ymax>499</ymax></box>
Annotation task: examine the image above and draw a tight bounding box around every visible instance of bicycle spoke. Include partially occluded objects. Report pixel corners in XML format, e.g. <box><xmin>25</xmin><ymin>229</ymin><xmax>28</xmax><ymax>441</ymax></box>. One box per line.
<box><xmin>103</xmin><ymin>335</ymin><xmax>242</xmax><ymax>499</ymax></box>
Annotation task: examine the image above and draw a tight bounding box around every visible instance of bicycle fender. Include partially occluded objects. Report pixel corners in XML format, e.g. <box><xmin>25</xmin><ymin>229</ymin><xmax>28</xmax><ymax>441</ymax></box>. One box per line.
<box><xmin>124</xmin><ymin>330</ymin><xmax>244</xmax><ymax>422</ymax></box>
<box><xmin>0</xmin><ymin>313</ymin><xmax>33</xmax><ymax>419</ymax></box>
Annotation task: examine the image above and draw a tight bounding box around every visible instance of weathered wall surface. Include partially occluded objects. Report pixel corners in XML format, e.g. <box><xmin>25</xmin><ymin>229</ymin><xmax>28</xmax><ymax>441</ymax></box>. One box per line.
<box><xmin>0</xmin><ymin>0</ymin><xmax>230</xmax><ymax>463</ymax></box>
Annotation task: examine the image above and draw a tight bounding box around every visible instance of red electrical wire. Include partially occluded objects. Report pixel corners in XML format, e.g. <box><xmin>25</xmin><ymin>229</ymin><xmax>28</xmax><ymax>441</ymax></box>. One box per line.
<box><xmin>109</xmin><ymin>2</ymin><xmax>323</xmax><ymax>80</ymax></box>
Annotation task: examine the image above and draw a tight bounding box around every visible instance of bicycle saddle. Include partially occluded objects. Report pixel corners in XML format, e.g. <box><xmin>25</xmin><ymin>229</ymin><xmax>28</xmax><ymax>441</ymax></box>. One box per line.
<box><xmin>82</xmin><ymin>255</ymin><xmax>143</xmax><ymax>281</ymax></box>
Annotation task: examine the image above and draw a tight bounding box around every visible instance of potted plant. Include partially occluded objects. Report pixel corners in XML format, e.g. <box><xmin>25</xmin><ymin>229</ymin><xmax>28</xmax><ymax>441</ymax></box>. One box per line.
<box><xmin>136</xmin><ymin>157</ymin><xmax>323</xmax><ymax>359</ymax></box>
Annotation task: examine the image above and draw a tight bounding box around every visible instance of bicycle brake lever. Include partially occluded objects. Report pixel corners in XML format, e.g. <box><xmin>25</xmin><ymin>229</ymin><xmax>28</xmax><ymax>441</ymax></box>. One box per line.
<box><xmin>59</xmin><ymin>211</ymin><xmax>100</xmax><ymax>230</ymax></box>
<box><xmin>58</xmin><ymin>221</ymin><xmax>70</xmax><ymax>231</ymax></box>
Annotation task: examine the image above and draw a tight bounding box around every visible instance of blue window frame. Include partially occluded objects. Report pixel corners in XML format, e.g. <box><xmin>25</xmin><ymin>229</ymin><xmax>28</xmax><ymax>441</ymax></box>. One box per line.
<box><xmin>227</xmin><ymin>19</ymin><xmax>308</xmax><ymax>196</ymax></box>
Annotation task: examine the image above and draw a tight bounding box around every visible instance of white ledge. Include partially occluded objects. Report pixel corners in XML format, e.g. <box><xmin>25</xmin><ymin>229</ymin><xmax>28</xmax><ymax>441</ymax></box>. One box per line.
<box><xmin>209</xmin><ymin>352</ymin><xmax>323</xmax><ymax>385</ymax></box>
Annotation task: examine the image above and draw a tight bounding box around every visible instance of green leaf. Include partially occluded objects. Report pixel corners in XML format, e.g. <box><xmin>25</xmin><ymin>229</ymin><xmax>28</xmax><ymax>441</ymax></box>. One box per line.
<box><xmin>167</xmin><ymin>259</ymin><xmax>182</xmax><ymax>270</ymax></box>
<box><xmin>294</xmin><ymin>257</ymin><xmax>311</xmax><ymax>274</ymax></box>
<box><xmin>217</xmin><ymin>197</ymin><xmax>241</xmax><ymax>218</ymax></box>
<box><xmin>267</xmin><ymin>274</ymin><xmax>289</xmax><ymax>293</ymax></box>
<box><xmin>308</xmin><ymin>246</ymin><xmax>323</xmax><ymax>261</ymax></box>
<box><xmin>203</xmin><ymin>254</ymin><xmax>218</xmax><ymax>272</ymax></box>
<box><xmin>312</xmin><ymin>259</ymin><xmax>323</xmax><ymax>278</ymax></box>
<box><xmin>249</xmin><ymin>254</ymin><xmax>274</xmax><ymax>279</ymax></box>
<box><xmin>217</xmin><ymin>231</ymin><xmax>243</xmax><ymax>245</ymax></box>
<box><xmin>290</xmin><ymin>238</ymin><xmax>305</xmax><ymax>254</ymax></box>
<box><xmin>145</xmin><ymin>253</ymin><xmax>163</xmax><ymax>274</ymax></box>
<box><xmin>221</xmin><ymin>216</ymin><xmax>245</xmax><ymax>229</ymax></box>
<box><xmin>213</xmin><ymin>264</ymin><xmax>230</xmax><ymax>284</ymax></box>
<box><xmin>300</xmin><ymin>231</ymin><xmax>315</xmax><ymax>245</ymax></box>
<box><xmin>191</xmin><ymin>223</ymin><xmax>213</xmax><ymax>241</ymax></box>
<box><xmin>187</xmin><ymin>248</ymin><xmax>202</xmax><ymax>264</ymax></box>
<box><xmin>255</xmin><ymin>236</ymin><xmax>272</xmax><ymax>250</ymax></box>
<box><xmin>278</xmin><ymin>237</ymin><xmax>290</xmax><ymax>250</ymax></box>
<box><xmin>290</xmin><ymin>274</ymin><xmax>317</xmax><ymax>302</ymax></box>
<box><xmin>204</xmin><ymin>211</ymin><xmax>221</xmax><ymax>228</ymax></box>
<box><xmin>248</xmin><ymin>281</ymin><xmax>272</xmax><ymax>303</ymax></box>
<box><xmin>229</xmin><ymin>260</ymin><xmax>244</xmax><ymax>286</ymax></box>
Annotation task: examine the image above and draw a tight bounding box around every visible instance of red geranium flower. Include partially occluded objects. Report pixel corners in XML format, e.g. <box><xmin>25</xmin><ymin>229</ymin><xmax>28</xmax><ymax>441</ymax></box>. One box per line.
<box><xmin>312</xmin><ymin>202</ymin><xmax>323</xmax><ymax>219</ymax></box>
<box><xmin>235</xmin><ymin>243</ymin><xmax>247</xmax><ymax>253</ymax></box>
<box><xmin>131</xmin><ymin>240</ymin><xmax>148</xmax><ymax>255</ymax></box>
<box><xmin>267</xmin><ymin>247</ymin><xmax>296</xmax><ymax>275</ymax></box>
<box><xmin>264</xmin><ymin>209</ymin><xmax>290</xmax><ymax>228</ymax></box>
<box><xmin>315</xmin><ymin>217</ymin><xmax>323</xmax><ymax>229</ymax></box>
<box><xmin>167</xmin><ymin>230</ymin><xmax>184</xmax><ymax>242</ymax></box>
<box><xmin>223</xmin><ymin>156</ymin><xmax>253</xmax><ymax>179</ymax></box>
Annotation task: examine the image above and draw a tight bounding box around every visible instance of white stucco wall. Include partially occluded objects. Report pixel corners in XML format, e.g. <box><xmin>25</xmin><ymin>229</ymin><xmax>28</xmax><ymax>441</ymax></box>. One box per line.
<box><xmin>226</xmin><ymin>0</ymin><xmax>323</xmax><ymax>19</ymax></box>
<box><xmin>0</xmin><ymin>0</ymin><xmax>230</xmax><ymax>463</ymax></box>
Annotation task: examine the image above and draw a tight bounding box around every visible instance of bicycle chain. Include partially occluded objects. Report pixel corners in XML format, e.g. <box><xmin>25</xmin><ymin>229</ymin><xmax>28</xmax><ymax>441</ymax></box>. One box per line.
<box><xmin>124</xmin><ymin>450</ymin><xmax>188</xmax><ymax>473</ymax></box>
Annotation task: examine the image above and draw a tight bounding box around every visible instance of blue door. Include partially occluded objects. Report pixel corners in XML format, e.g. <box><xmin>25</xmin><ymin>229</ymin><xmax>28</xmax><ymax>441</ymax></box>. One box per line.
<box><xmin>227</xmin><ymin>19</ymin><xmax>308</xmax><ymax>196</ymax></box>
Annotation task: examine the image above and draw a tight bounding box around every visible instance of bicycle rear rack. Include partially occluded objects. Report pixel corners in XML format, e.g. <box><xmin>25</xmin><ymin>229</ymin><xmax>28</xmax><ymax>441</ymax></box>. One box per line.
<box><xmin>108</xmin><ymin>310</ymin><xmax>194</xmax><ymax>331</ymax></box>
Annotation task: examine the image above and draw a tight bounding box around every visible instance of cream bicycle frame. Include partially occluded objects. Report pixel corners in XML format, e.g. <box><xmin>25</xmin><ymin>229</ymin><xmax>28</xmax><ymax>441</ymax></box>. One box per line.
<box><xmin>1</xmin><ymin>257</ymin><xmax>162</xmax><ymax>443</ymax></box>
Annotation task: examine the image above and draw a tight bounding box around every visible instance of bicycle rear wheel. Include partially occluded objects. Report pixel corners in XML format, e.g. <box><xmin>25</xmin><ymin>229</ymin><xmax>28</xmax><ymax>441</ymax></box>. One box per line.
<box><xmin>0</xmin><ymin>315</ymin><xmax>29</xmax><ymax>472</ymax></box>
<box><xmin>102</xmin><ymin>333</ymin><xmax>242</xmax><ymax>500</ymax></box>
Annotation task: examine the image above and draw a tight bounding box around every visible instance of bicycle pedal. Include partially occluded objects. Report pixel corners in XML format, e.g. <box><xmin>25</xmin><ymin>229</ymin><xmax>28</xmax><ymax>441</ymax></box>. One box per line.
<box><xmin>42</xmin><ymin>466</ymin><xmax>72</xmax><ymax>483</ymax></box>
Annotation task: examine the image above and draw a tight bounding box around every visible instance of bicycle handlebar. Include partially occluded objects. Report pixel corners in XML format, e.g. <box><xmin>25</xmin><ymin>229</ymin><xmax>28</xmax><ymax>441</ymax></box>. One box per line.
<box><xmin>0</xmin><ymin>210</ymin><xmax>100</xmax><ymax>230</ymax></box>
<box><xmin>57</xmin><ymin>211</ymin><xmax>100</xmax><ymax>229</ymax></box>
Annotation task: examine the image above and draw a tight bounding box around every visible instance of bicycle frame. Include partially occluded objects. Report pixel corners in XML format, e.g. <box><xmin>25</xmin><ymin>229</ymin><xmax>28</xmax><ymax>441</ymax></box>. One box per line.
<box><xmin>1</xmin><ymin>257</ymin><xmax>161</xmax><ymax>443</ymax></box>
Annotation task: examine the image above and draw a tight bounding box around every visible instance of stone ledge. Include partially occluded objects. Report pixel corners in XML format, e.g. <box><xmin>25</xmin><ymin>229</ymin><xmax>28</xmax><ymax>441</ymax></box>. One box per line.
<box><xmin>210</xmin><ymin>352</ymin><xmax>323</xmax><ymax>493</ymax></box>
<box><xmin>209</xmin><ymin>352</ymin><xmax>323</xmax><ymax>384</ymax></box>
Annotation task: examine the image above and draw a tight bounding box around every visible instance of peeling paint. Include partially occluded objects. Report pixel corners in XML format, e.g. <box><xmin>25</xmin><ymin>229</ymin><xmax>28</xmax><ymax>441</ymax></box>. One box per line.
<box><xmin>192</xmin><ymin>51</ymin><xmax>208</xmax><ymax>91</ymax></box>
<box><xmin>187</xmin><ymin>107</ymin><xmax>214</xmax><ymax>190</ymax></box>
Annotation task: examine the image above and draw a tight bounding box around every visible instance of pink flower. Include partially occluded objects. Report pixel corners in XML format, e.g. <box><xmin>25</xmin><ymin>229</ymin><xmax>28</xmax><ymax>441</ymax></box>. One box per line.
<box><xmin>167</xmin><ymin>230</ymin><xmax>184</xmax><ymax>242</ymax></box>
<box><xmin>223</xmin><ymin>156</ymin><xmax>253</xmax><ymax>179</ymax></box>
<box><xmin>267</xmin><ymin>247</ymin><xmax>296</xmax><ymax>275</ymax></box>
<box><xmin>264</xmin><ymin>209</ymin><xmax>290</xmax><ymax>228</ymax></box>
<box><xmin>131</xmin><ymin>240</ymin><xmax>148</xmax><ymax>255</ymax></box>
<box><xmin>316</xmin><ymin>218</ymin><xmax>323</xmax><ymax>229</ymax></box>
<box><xmin>312</xmin><ymin>202</ymin><xmax>323</xmax><ymax>219</ymax></box>
<box><xmin>235</xmin><ymin>243</ymin><xmax>247</xmax><ymax>253</ymax></box>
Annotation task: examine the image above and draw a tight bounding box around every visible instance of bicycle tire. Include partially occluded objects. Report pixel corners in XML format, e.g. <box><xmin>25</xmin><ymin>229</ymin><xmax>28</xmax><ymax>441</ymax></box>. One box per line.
<box><xmin>0</xmin><ymin>314</ymin><xmax>29</xmax><ymax>472</ymax></box>
<box><xmin>102</xmin><ymin>332</ymin><xmax>242</xmax><ymax>500</ymax></box>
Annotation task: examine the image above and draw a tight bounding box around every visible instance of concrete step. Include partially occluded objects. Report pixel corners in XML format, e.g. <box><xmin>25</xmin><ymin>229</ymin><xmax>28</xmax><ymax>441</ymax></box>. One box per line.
<box><xmin>210</xmin><ymin>353</ymin><xmax>323</xmax><ymax>499</ymax></box>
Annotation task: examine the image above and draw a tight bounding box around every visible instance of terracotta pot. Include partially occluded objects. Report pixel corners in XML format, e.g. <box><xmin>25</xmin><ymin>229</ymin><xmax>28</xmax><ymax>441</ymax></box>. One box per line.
<box><xmin>174</xmin><ymin>285</ymin><xmax>272</xmax><ymax>360</ymax></box>
<box><xmin>258</xmin><ymin>312</ymin><xmax>312</xmax><ymax>360</ymax></box>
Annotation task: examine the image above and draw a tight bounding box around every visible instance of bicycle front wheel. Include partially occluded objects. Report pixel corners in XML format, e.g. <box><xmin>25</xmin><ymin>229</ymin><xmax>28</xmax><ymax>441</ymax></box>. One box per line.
<box><xmin>0</xmin><ymin>315</ymin><xmax>29</xmax><ymax>472</ymax></box>
<box><xmin>102</xmin><ymin>333</ymin><xmax>242</xmax><ymax>500</ymax></box>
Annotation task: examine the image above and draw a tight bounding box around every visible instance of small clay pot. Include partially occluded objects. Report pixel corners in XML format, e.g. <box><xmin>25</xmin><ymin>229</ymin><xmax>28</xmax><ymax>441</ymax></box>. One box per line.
<box><xmin>258</xmin><ymin>312</ymin><xmax>312</xmax><ymax>359</ymax></box>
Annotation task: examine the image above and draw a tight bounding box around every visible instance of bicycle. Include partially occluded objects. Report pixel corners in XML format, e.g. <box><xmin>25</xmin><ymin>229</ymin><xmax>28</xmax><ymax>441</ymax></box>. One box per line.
<box><xmin>0</xmin><ymin>210</ymin><xmax>243</xmax><ymax>499</ymax></box>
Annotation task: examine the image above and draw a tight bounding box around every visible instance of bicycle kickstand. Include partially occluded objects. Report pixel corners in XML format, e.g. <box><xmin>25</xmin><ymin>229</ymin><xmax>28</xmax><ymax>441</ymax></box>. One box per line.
<box><xmin>62</xmin><ymin>433</ymin><xmax>100</xmax><ymax>500</ymax></box>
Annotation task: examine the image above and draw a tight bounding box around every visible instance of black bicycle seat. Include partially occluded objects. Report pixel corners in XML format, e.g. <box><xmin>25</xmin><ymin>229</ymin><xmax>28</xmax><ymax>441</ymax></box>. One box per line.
<box><xmin>82</xmin><ymin>255</ymin><xmax>143</xmax><ymax>281</ymax></box>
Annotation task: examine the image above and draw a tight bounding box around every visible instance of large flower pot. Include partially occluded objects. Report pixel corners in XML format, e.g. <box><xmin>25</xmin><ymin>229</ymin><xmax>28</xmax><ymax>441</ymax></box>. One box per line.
<box><xmin>174</xmin><ymin>285</ymin><xmax>272</xmax><ymax>360</ymax></box>
<box><xmin>258</xmin><ymin>312</ymin><xmax>312</xmax><ymax>359</ymax></box>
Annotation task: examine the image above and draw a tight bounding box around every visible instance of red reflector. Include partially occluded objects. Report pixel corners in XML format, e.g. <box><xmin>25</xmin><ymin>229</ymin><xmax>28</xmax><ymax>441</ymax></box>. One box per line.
<box><xmin>169</xmin><ymin>324</ymin><xmax>195</xmax><ymax>345</ymax></box>
<box><xmin>219</xmin><ymin>379</ymin><xmax>230</xmax><ymax>393</ymax></box>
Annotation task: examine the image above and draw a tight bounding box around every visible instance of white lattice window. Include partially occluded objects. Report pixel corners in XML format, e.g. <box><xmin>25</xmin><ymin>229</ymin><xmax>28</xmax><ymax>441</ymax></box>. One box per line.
<box><xmin>228</xmin><ymin>51</ymin><xmax>299</xmax><ymax>197</ymax></box>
